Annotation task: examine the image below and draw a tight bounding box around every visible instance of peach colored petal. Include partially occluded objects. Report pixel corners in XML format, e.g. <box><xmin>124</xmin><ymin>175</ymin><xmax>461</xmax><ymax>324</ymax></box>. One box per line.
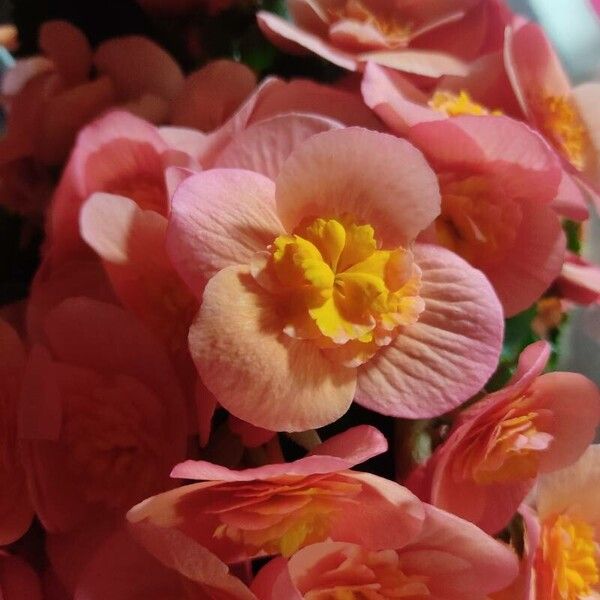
<box><xmin>360</xmin><ymin>48</ymin><xmax>469</xmax><ymax>77</ymax></box>
<box><xmin>189</xmin><ymin>266</ymin><xmax>356</xmax><ymax>431</ymax></box>
<box><xmin>356</xmin><ymin>243</ymin><xmax>503</xmax><ymax>418</ymax></box>
<box><xmin>257</xmin><ymin>12</ymin><xmax>358</xmax><ymax>71</ymax></box>
<box><xmin>167</xmin><ymin>169</ymin><xmax>283</xmax><ymax>297</ymax></box>
<box><xmin>171</xmin><ymin>59</ymin><xmax>257</xmax><ymax>132</ymax></box>
<box><xmin>39</xmin><ymin>21</ymin><xmax>92</xmax><ymax>86</ymax></box>
<box><xmin>214</xmin><ymin>113</ymin><xmax>342</xmax><ymax>180</ymax></box>
<box><xmin>93</xmin><ymin>36</ymin><xmax>184</xmax><ymax>102</ymax></box>
<box><xmin>275</xmin><ymin>127</ymin><xmax>440</xmax><ymax>247</ymax></box>
<box><xmin>573</xmin><ymin>82</ymin><xmax>600</xmax><ymax>188</ymax></box>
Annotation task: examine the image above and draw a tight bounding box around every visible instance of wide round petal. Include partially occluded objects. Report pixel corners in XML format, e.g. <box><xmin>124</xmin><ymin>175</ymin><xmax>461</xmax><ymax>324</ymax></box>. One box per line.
<box><xmin>213</xmin><ymin>113</ymin><xmax>342</xmax><ymax>180</ymax></box>
<box><xmin>189</xmin><ymin>266</ymin><xmax>357</xmax><ymax>431</ymax></box>
<box><xmin>94</xmin><ymin>36</ymin><xmax>184</xmax><ymax>102</ymax></box>
<box><xmin>356</xmin><ymin>244</ymin><xmax>503</xmax><ymax>418</ymax></box>
<box><xmin>166</xmin><ymin>169</ymin><xmax>284</xmax><ymax>297</ymax></box>
<box><xmin>275</xmin><ymin>127</ymin><xmax>440</xmax><ymax>247</ymax></box>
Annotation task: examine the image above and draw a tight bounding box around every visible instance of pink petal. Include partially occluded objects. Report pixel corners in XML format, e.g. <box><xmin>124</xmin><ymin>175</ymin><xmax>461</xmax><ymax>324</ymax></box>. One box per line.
<box><xmin>356</xmin><ymin>243</ymin><xmax>503</xmax><ymax>418</ymax></box>
<box><xmin>361</xmin><ymin>62</ymin><xmax>438</xmax><ymax>136</ymax></box>
<box><xmin>171</xmin><ymin>59</ymin><xmax>257</xmax><ymax>132</ymax></box>
<box><xmin>166</xmin><ymin>169</ymin><xmax>283</xmax><ymax>298</ymax></box>
<box><xmin>551</xmin><ymin>170</ymin><xmax>589</xmax><ymax>221</ymax></box>
<box><xmin>360</xmin><ymin>49</ymin><xmax>469</xmax><ymax>77</ymax></box>
<box><xmin>214</xmin><ymin>113</ymin><xmax>342</xmax><ymax>180</ymax></box>
<box><xmin>275</xmin><ymin>127</ymin><xmax>440</xmax><ymax>247</ymax></box>
<box><xmin>557</xmin><ymin>253</ymin><xmax>600</xmax><ymax>305</ymax></box>
<box><xmin>252</xmin><ymin>557</ymin><xmax>302</xmax><ymax>600</ymax></box>
<box><xmin>93</xmin><ymin>36</ymin><xmax>184</xmax><ymax>102</ymax></box>
<box><xmin>39</xmin><ymin>21</ymin><xmax>92</xmax><ymax>85</ymax></box>
<box><xmin>573</xmin><ymin>82</ymin><xmax>600</xmax><ymax>185</ymax></box>
<box><xmin>257</xmin><ymin>12</ymin><xmax>358</xmax><ymax>71</ymax></box>
<box><xmin>188</xmin><ymin>266</ymin><xmax>357</xmax><ymax>431</ymax></box>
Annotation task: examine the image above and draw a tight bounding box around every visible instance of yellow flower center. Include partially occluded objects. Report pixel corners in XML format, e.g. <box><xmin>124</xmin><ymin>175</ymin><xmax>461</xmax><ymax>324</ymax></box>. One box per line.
<box><xmin>435</xmin><ymin>175</ymin><xmax>522</xmax><ymax>268</ymax></box>
<box><xmin>536</xmin><ymin>95</ymin><xmax>589</xmax><ymax>171</ymax></box>
<box><xmin>330</xmin><ymin>0</ymin><xmax>412</xmax><ymax>49</ymax></box>
<box><xmin>538</xmin><ymin>514</ymin><xmax>600</xmax><ymax>600</ymax></box>
<box><xmin>429</xmin><ymin>90</ymin><xmax>502</xmax><ymax>117</ymax></box>
<box><xmin>253</xmin><ymin>216</ymin><xmax>424</xmax><ymax>367</ymax></box>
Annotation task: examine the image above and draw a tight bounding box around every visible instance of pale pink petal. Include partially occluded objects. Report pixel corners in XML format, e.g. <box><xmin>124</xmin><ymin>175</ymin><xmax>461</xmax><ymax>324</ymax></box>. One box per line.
<box><xmin>361</xmin><ymin>62</ymin><xmax>438</xmax><ymax>136</ymax></box>
<box><xmin>39</xmin><ymin>21</ymin><xmax>92</xmax><ymax>85</ymax></box>
<box><xmin>257</xmin><ymin>12</ymin><xmax>358</xmax><ymax>71</ymax></box>
<box><xmin>557</xmin><ymin>253</ymin><xmax>600</xmax><ymax>305</ymax></box>
<box><xmin>214</xmin><ymin>113</ymin><xmax>342</xmax><ymax>180</ymax></box>
<box><xmin>356</xmin><ymin>243</ymin><xmax>503</xmax><ymax>418</ymax></box>
<box><xmin>250</xmin><ymin>79</ymin><xmax>382</xmax><ymax>129</ymax></box>
<box><xmin>94</xmin><ymin>36</ymin><xmax>184</xmax><ymax>102</ymax></box>
<box><xmin>166</xmin><ymin>169</ymin><xmax>283</xmax><ymax>297</ymax></box>
<box><xmin>171</xmin><ymin>59</ymin><xmax>257</xmax><ymax>132</ymax></box>
<box><xmin>275</xmin><ymin>127</ymin><xmax>440</xmax><ymax>246</ymax></box>
<box><xmin>551</xmin><ymin>170</ymin><xmax>589</xmax><ymax>221</ymax></box>
<box><xmin>159</xmin><ymin>127</ymin><xmax>207</xmax><ymax>165</ymax></box>
<box><xmin>360</xmin><ymin>49</ymin><xmax>469</xmax><ymax>77</ymax></box>
<box><xmin>188</xmin><ymin>266</ymin><xmax>356</xmax><ymax>432</ymax></box>
<box><xmin>0</xmin><ymin>554</ymin><xmax>43</xmax><ymax>600</ymax></box>
<box><xmin>329</xmin><ymin>19</ymin><xmax>390</xmax><ymax>52</ymax></box>
<box><xmin>308</xmin><ymin>424</ymin><xmax>387</xmax><ymax>462</ymax></box>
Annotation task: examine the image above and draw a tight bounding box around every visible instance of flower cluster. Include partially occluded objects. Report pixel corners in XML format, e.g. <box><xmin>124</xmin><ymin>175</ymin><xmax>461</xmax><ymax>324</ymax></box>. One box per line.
<box><xmin>0</xmin><ymin>1</ymin><xmax>600</xmax><ymax>598</ymax></box>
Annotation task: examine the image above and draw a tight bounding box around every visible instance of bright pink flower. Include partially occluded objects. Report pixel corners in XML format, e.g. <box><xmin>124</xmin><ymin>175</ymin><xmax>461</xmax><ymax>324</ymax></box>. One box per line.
<box><xmin>0</xmin><ymin>318</ymin><xmax>33</xmax><ymax>545</ymax></box>
<box><xmin>555</xmin><ymin>251</ymin><xmax>600</xmax><ymax>306</ymax></box>
<box><xmin>505</xmin><ymin>21</ymin><xmax>600</xmax><ymax>203</ymax></box>
<box><xmin>251</xmin><ymin>503</ymin><xmax>518</xmax><ymax>599</ymax></box>
<box><xmin>257</xmin><ymin>0</ymin><xmax>511</xmax><ymax>76</ymax></box>
<box><xmin>19</xmin><ymin>297</ymin><xmax>188</xmax><ymax>533</ymax></box>
<box><xmin>167</xmin><ymin>127</ymin><xmax>503</xmax><ymax>431</ymax></box>
<box><xmin>72</xmin><ymin>528</ymin><xmax>257</xmax><ymax>600</ymax></box>
<box><xmin>128</xmin><ymin>426</ymin><xmax>426</xmax><ymax>563</ymax></box>
<box><xmin>404</xmin><ymin>115</ymin><xmax>565</xmax><ymax>316</ymax></box>
<box><xmin>0</xmin><ymin>553</ymin><xmax>43</xmax><ymax>600</ymax></box>
<box><xmin>419</xmin><ymin>341</ymin><xmax>600</xmax><ymax>534</ymax></box>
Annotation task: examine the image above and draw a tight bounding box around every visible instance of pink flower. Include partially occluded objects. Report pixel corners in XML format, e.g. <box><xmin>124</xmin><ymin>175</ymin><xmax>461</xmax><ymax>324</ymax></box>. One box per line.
<box><xmin>128</xmin><ymin>426</ymin><xmax>426</xmax><ymax>563</ymax></box>
<box><xmin>251</xmin><ymin>504</ymin><xmax>518</xmax><ymax>599</ymax></box>
<box><xmin>257</xmin><ymin>0</ymin><xmax>512</xmax><ymax>76</ymax></box>
<box><xmin>555</xmin><ymin>251</ymin><xmax>600</xmax><ymax>306</ymax></box>
<box><xmin>402</xmin><ymin>115</ymin><xmax>565</xmax><ymax>315</ymax></box>
<box><xmin>167</xmin><ymin>127</ymin><xmax>503</xmax><ymax>431</ymax></box>
<box><xmin>0</xmin><ymin>318</ymin><xmax>33</xmax><ymax>545</ymax></box>
<box><xmin>505</xmin><ymin>21</ymin><xmax>600</xmax><ymax>202</ymax></box>
<box><xmin>19</xmin><ymin>297</ymin><xmax>188</xmax><ymax>533</ymax></box>
<box><xmin>0</xmin><ymin>553</ymin><xmax>43</xmax><ymax>600</ymax></box>
<box><xmin>418</xmin><ymin>341</ymin><xmax>600</xmax><ymax>534</ymax></box>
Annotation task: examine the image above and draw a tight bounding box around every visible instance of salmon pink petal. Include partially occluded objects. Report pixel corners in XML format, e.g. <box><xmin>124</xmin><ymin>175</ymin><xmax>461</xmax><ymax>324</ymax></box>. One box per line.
<box><xmin>360</xmin><ymin>49</ymin><xmax>469</xmax><ymax>77</ymax></box>
<box><xmin>551</xmin><ymin>171</ymin><xmax>589</xmax><ymax>221</ymax></box>
<box><xmin>275</xmin><ymin>127</ymin><xmax>440</xmax><ymax>246</ymax></box>
<box><xmin>257</xmin><ymin>12</ymin><xmax>358</xmax><ymax>71</ymax></box>
<box><xmin>213</xmin><ymin>113</ymin><xmax>342</xmax><ymax>180</ymax></box>
<box><xmin>250</xmin><ymin>79</ymin><xmax>382</xmax><ymax>129</ymax></box>
<box><xmin>39</xmin><ymin>21</ymin><xmax>92</xmax><ymax>85</ymax></box>
<box><xmin>533</xmin><ymin>372</ymin><xmax>600</xmax><ymax>472</ymax></box>
<box><xmin>94</xmin><ymin>36</ymin><xmax>184</xmax><ymax>102</ymax></box>
<box><xmin>557</xmin><ymin>252</ymin><xmax>600</xmax><ymax>305</ymax></box>
<box><xmin>573</xmin><ymin>82</ymin><xmax>600</xmax><ymax>185</ymax></box>
<box><xmin>167</xmin><ymin>169</ymin><xmax>283</xmax><ymax>297</ymax></box>
<box><xmin>356</xmin><ymin>244</ymin><xmax>503</xmax><ymax>418</ymax></box>
<box><xmin>484</xmin><ymin>203</ymin><xmax>565</xmax><ymax>316</ymax></box>
<box><xmin>171</xmin><ymin>59</ymin><xmax>257</xmax><ymax>132</ymax></box>
<box><xmin>188</xmin><ymin>266</ymin><xmax>357</xmax><ymax>431</ymax></box>
<box><xmin>309</xmin><ymin>423</ymin><xmax>387</xmax><ymax>463</ymax></box>
<box><xmin>409</xmin><ymin>115</ymin><xmax>562</xmax><ymax>203</ymax></box>
<box><xmin>361</xmin><ymin>62</ymin><xmax>438</xmax><ymax>135</ymax></box>
<box><xmin>252</xmin><ymin>557</ymin><xmax>301</xmax><ymax>600</ymax></box>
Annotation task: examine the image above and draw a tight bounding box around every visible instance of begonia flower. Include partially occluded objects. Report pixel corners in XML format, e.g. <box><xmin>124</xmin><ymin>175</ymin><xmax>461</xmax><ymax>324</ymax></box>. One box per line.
<box><xmin>0</xmin><ymin>318</ymin><xmax>33</xmax><ymax>544</ymax></box>
<box><xmin>416</xmin><ymin>341</ymin><xmax>600</xmax><ymax>534</ymax></box>
<box><xmin>555</xmin><ymin>251</ymin><xmax>600</xmax><ymax>306</ymax></box>
<box><xmin>128</xmin><ymin>426</ymin><xmax>426</xmax><ymax>563</ymax></box>
<box><xmin>251</xmin><ymin>503</ymin><xmax>518</xmax><ymax>599</ymax></box>
<box><xmin>404</xmin><ymin>115</ymin><xmax>566</xmax><ymax>315</ymax></box>
<box><xmin>19</xmin><ymin>297</ymin><xmax>188</xmax><ymax>533</ymax></box>
<box><xmin>166</xmin><ymin>127</ymin><xmax>504</xmax><ymax>430</ymax></box>
<box><xmin>505</xmin><ymin>21</ymin><xmax>600</xmax><ymax>201</ymax></box>
<box><xmin>257</xmin><ymin>0</ymin><xmax>511</xmax><ymax>76</ymax></box>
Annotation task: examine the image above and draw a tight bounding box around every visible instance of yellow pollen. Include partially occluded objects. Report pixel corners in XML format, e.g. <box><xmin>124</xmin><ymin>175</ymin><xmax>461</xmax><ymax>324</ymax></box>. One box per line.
<box><xmin>537</xmin><ymin>95</ymin><xmax>589</xmax><ymax>171</ymax></box>
<box><xmin>538</xmin><ymin>514</ymin><xmax>600</xmax><ymax>600</ymax></box>
<box><xmin>329</xmin><ymin>0</ymin><xmax>412</xmax><ymax>49</ymax></box>
<box><xmin>428</xmin><ymin>90</ymin><xmax>502</xmax><ymax>117</ymax></box>
<box><xmin>254</xmin><ymin>216</ymin><xmax>424</xmax><ymax>367</ymax></box>
<box><xmin>435</xmin><ymin>175</ymin><xmax>522</xmax><ymax>268</ymax></box>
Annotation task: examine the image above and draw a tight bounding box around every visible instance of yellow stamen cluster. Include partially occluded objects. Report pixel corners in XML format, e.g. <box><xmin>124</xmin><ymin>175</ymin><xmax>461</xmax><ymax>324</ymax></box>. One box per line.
<box><xmin>254</xmin><ymin>216</ymin><xmax>424</xmax><ymax>367</ymax></box>
<box><xmin>538</xmin><ymin>95</ymin><xmax>589</xmax><ymax>171</ymax></box>
<box><xmin>538</xmin><ymin>514</ymin><xmax>599</xmax><ymax>600</ymax></box>
<box><xmin>429</xmin><ymin>90</ymin><xmax>502</xmax><ymax>117</ymax></box>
